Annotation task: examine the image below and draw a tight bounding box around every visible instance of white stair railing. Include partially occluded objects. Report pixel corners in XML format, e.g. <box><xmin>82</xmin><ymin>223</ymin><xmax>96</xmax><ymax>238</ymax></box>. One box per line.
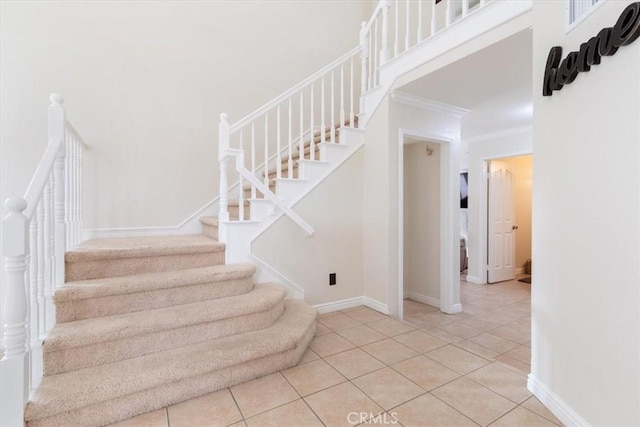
<box><xmin>218</xmin><ymin>46</ymin><xmax>363</xmax><ymax>228</ymax></box>
<box><xmin>1</xmin><ymin>94</ymin><xmax>87</xmax><ymax>427</ymax></box>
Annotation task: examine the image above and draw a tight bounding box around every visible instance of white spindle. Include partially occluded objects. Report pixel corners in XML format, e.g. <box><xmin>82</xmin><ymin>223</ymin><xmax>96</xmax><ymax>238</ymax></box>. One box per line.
<box><xmin>331</xmin><ymin>71</ymin><xmax>336</xmax><ymax>144</ymax></box>
<box><xmin>446</xmin><ymin>0</ymin><xmax>452</xmax><ymax>27</ymax></box>
<box><xmin>64</xmin><ymin>133</ymin><xmax>71</xmax><ymax>249</ymax></box>
<box><xmin>431</xmin><ymin>0</ymin><xmax>437</xmax><ymax>37</ymax></box>
<box><xmin>462</xmin><ymin>0</ymin><xmax>469</xmax><ymax>18</ymax></box>
<box><xmin>264</xmin><ymin>114</ymin><xmax>269</xmax><ymax>186</ymax></box>
<box><xmin>0</xmin><ymin>198</ymin><xmax>29</xmax><ymax>427</ymax></box>
<box><xmin>374</xmin><ymin>19</ymin><xmax>379</xmax><ymax>87</ymax></box>
<box><xmin>78</xmin><ymin>140</ymin><xmax>83</xmax><ymax>243</ymax></box>
<box><xmin>218</xmin><ymin>113</ymin><xmax>230</xmax><ymax>222</ymax></box>
<box><xmin>360</xmin><ymin>21</ymin><xmax>369</xmax><ymax>100</ymax></box>
<box><xmin>36</xmin><ymin>200</ymin><xmax>45</xmax><ymax>338</ymax></box>
<box><xmin>380</xmin><ymin>0</ymin><xmax>390</xmax><ymax>64</ymax></box>
<box><xmin>405</xmin><ymin>0</ymin><xmax>411</xmax><ymax>51</ymax></box>
<box><xmin>310</xmin><ymin>84</ymin><xmax>315</xmax><ymax>161</ymax></box>
<box><xmin>340</xmin><ymin>64</ymin><xmax>345</xmax><ymax>128</ymax></box>
<box><xmin>417</xmin><ymin>0</ymin><xmax>424</xmax><ymax>42</ymax></box>
<box><xmin>321</xmin><ymin>77</ymin><xmax>326</xmax><ymax>145</ymax></box>
<box><xmin>368</xmin><ymin>26</ymin><xmax>374</xmax><ymax>90</ymax></box>
<box><xmin>251</xmin><ymin>122</ymin><xmax>256</xmax><ymax>200</ymax></box>
<box><xmin>276</xmin><ymin>106</ymin><xmax>281</xmax><ymax>180</ymax></box>
<box><xmin>299</xmin><ymin>91</ymin><xmax>304</xmax><ymax>162</ymax></box>
<box><xmin>44</xmin><ymin>173</ymin><xmax>55</xmax><ymax>332</ymax></box>
<box><xmin>28</xmin><ymin>216</ymin><xmax>38</xmax><ymax>350</ymax></box>
<box><xmin>239</xmin><ymin>129</ymin><xmax>245</xmax><ymax>220</ymax></box>
<box><xmin>288</xmin><ymin>98</ymin><xmax>293</xmax><ymax>178</ymax></box>
<box><xmin>349</xmin><ymin>58</ymin><xmax>355</xmax><ymax>127</ymax></box>
<box><xmin>394</xmin><ymin>0</ymin><xmax>399</xmax><ymax>57</ymax></box>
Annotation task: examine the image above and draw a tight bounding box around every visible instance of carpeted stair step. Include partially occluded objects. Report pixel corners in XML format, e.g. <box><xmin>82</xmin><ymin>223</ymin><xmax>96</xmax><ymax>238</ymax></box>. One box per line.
<box><xmin>65</xmin><ymin>235</ymin><xmax>225</xmax><ymax>281</ymax></box>
<box><xmin>25</xmin><ymin>299</ymin><xmax>317</xmax><ymax>427</ymax></box>
<box><xmin>55</xmin><ymin>263</ymin><xmax>256</xmax><ymax>322</ymax></box>
<box><xmin>44</xmin><ymin>283</ymin><xmax>287</xmax><ymax>375</ymax></box>
<box><xmin>200</xmin><ymin>216</ymin><xmax>219</xmax><ymax>239</ymax></box>
<box><xmin>228</xmin><ymin>199</ymin><xmax>250</xmax><ymax>219</ymax></box>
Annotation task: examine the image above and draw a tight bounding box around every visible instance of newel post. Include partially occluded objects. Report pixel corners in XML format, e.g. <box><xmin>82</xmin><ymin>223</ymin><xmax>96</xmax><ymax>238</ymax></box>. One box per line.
<box><xmin>380</xmin><ymin>0</ymin><xmax>391</xmax><ymax>65</ymax></box>
<box><xmin>218</xmin><ymin>113</ymin><xmax>230</xmax><ymax>223</ymax></box>
<box><xmin>359</xmin><ymin>21</ymin><xmax>369</xmax><ymax>113</ymax></box>
<box><xmin>1</xmin><ymin>197</ymin><xmax>30</xmax><ymax>427</ymax></box>
<box><xmin>49</xmin><ymin>94</ymin><xmax>66</xmax><ymax>288</ymax></box>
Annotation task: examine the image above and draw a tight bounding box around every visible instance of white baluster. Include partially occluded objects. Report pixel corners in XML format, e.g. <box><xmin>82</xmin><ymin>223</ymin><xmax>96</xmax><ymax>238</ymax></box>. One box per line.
<box><xmin>28</xmin><ymin>215</ymin><xmax>38</xmax><ymax>350</ymax></box>
<box><xmin>368</xmin><ymin>25</ymin><xmax>374</xmax><ymax>89</ymax></box>
<box><xmin>251</xmin><ymin>122</ymin><xmax>256</xmax><ymax>200</ymax></box>
<box><xmin>51</xmin><ymin>105</ymin><xmax>66</xmax><ymax>290</ymax></box>
<box><xmin>340</xmin><ymin>64</ymin><xmax>345</xmax><ymax>128</ymax></box>
<box><xmin>36</xmin><ymin>197</ymin><xmax>45</xmax><ymax>339</ymax></box>
<box><xmin>310</xmin><ymin>84</ymin><xmax>315</xmax><ymax>161</ymax></box>
<box><xmin>288</xmin><ymin>98</ymin><xmax>293</xmax><ymax>177</ymax></box>
<box><xmin>374</xmin><ymin>19</ymin><xmax>379</xmax><ymax>86</ymax></box>
<box><xmin>380</xmin><ymin>0</ymin><xmax>390</xmax><ymax>64</ymax></box>
<box><xmin>462</xmin><ymin>0</ymin><xmax>469</xmax><ymax>18</ymax></box>
<box><xmin>431</xmin><ymin>0</ymin><xmax>437</xmax><ymax>36</ymax></box>
<box><xmin>64</xmin><ymin>131</ymin><xmax>71</xmax><ymax>249</ymax></box>
<box><xmin>299</xmin><ymin>90</ymin><xmax>304</xmax><ymax>162</ymax></box>
<box><xmin>321</xmin><ymin>77</ymin><xmax>326</xmax><ymax>145</ymax></box>
<box><xmin>349</xmin><ymin>57</ymin><xmax>355</xmax><ymax>127</ymax></box>
<box><xmin>276</xmin><ymin>106</ymin><xmax>281</xmax><ymax>180</ymax></box>
<box><xmin>360</xmin><ymin>21</ymin><xmax>369</xmax><ymax>102</ymax></box>
<box><xmin>0</xmin><ymin>197</ymin><xmax>30</xmax><ymax>427</ymax></box>
<box><xmin>418</xmin><ymin>0</ymin><xmax>424</xmax><ymax>42</ymax></box>
<box><xmin>405</xmin><ymin>0</ymin><xmax>411</xmax><ymax>51</ymax></box>
<box><xmin>44</xmin><ymin>173</ymin><xmax>55</xmax><ymax>332</ymax></box>
<box><xmin>74</xmin><ymin>139</ymin><xmax>80</xmax><ymax>246</ymax></box>
<box><xmin>330</xmin><ymin>71</ymin><xmax>335</xmax><ymax>144</ymax></box>
<box><xmin>218</xmin><ymin>113</ymin><xmax>230</xmax><ymax>222</ymax></box>
<box><xmin>239</xmin><ymin>129</ymin><xmax>244</xmax><ymax>220</ymax></box>
<box><xmin>264</xmin><ymin>114</ymin><xmax>269</xmax><ymax>186</ymax></box>
<box><xmin>78</xmin><ymin>141</ymin><xmax>83</xmax><ymax>243</ymax></box>
<box><xmin>394</xmin><ymin>0</ymin><xmax>399</xmax><ymax>57</ymax></box>
<box><xmin>446</xmin><ymin>0</ymin><xmax>452</xmax><ymax>27</ymax></box>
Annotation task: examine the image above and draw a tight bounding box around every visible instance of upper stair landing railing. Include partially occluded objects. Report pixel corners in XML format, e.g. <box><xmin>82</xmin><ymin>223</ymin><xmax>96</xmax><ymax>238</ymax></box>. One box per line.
<box><xmin>1</xmin><ymin>94</ymin><xmax>87</xmax><ymax>427</ymax></box>
<box><xmin>360</xmin><ymin>0</ymin><xmax>489</xmax><ymax>93</ymax></box>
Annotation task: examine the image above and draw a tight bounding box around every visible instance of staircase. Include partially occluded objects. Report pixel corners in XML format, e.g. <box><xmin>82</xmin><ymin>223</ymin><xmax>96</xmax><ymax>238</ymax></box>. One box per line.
<box><xmin>24</xmin><ymin>233</ymin><xmax>316</xmax><ymax>426</ymax></box>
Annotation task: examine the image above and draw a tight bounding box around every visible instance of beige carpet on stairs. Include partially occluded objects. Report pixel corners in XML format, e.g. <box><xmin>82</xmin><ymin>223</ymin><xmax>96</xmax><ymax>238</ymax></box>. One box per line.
<box><xmin>25</xmin><ymin>233</ymin><xmax>317</xmax><ymax>427</ymax></box>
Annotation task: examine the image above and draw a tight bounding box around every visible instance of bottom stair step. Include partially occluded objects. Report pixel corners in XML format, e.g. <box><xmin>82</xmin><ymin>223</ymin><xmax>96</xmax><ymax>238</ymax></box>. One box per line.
<box><xmin>25</xmin><ymin>300</ymin><xmax>317</xmax><ymax>427</ymax></box>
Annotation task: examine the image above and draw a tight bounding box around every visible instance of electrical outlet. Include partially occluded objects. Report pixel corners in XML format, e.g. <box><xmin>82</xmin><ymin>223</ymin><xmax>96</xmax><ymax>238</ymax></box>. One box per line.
<box><xmin>329</xmin><ymin>273</ymin><xmax>336</xmax><ymax>286</ymax></box>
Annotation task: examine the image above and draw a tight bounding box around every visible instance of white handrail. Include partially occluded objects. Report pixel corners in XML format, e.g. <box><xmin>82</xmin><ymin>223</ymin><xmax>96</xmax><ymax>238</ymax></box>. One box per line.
<box><xmin>230</xmin><ymin>46</ymin><xmax>361</xmax><ymax>133</ymax></box>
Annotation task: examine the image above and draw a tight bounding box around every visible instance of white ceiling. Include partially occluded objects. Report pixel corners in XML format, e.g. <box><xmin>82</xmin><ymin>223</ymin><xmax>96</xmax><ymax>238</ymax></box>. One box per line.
<box><xmin>396</xmin><ymin>29</ymin><xmax>533</xmax><ymax>139</ymax></box>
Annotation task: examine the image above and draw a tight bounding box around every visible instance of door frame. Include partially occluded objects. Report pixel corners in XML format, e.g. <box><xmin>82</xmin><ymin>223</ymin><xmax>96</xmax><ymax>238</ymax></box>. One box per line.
<box><xmin>479</xmin><ymin>151</ymin><xmax>531</xmax><ymax>283</ymax></box>
<box><xmin>397</xmin><ymin>128</ymin><xmax>461</xmax><ymax>319</ymax></box>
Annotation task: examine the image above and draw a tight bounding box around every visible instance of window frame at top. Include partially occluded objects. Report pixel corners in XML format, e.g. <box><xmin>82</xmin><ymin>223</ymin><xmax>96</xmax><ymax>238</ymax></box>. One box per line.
<box><xmin>566</xmin><ymin>0</ymin><xmax>607</xmax><ymax>33</ymax></box>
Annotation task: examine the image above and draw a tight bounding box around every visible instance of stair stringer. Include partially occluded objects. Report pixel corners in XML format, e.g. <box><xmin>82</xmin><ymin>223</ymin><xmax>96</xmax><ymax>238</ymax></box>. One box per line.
<box><xmin>218</xmin><ymin>127</ymin><xmax>365</xmax><ymax>298</ymax></box>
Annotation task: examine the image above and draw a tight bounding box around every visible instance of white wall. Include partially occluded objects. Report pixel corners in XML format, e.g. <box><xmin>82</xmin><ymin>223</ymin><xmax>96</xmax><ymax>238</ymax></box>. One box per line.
<box><xmin>465</xmin><ymin>129</ymin><xmax>532</xmax><ymax>283</ymax></box>
<box><xmin>403</xmin><ymin>142</ymin><xmax>441</xmax><ymax>303</ymax></box>
<box><xmin>0</xmin><ymin>1</ymin><xmax>370</xmax><ymax>230</ymax></box>
<box><xmin>531</xmin><ymin>1</ymin><xmax>640</xmax><ymax>424</ymax></box>
<box><xmin>252</xmin><ymin>149</ymin><xmax>364</xmax><ymax>306</ymax></box>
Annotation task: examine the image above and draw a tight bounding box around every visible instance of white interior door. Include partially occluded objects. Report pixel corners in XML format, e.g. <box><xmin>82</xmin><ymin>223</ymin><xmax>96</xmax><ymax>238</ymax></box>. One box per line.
<box><xmin>488</xmin><ymin>161</ymin><xmax>516</xmax><ymax>283</ymax></box>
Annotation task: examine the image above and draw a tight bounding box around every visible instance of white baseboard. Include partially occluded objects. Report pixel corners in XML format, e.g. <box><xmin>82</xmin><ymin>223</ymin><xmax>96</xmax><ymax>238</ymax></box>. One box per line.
<box><xmin>314</xmin><ymin>296</ymin><xmax>389</xmax><ymax>315</ymax></box>
<box><xmin>465</xmin><ymin>275</ymin><xmax>484</xmax><ymax>284</ymax></box>
<box><xmin>405</xmin><ymin>291</ymin><xmax>440</xmax><ymax>308</ymax></box>
<box><xmin>515</xmin><ymin>267</ymin><xmax>525</xmax><ymax>275</ymax></box>
<box><xmin>450</xmin><ymin>303</ymin><xmax>462</xmax><ymax>314</ymax></box>
<box><xmin>527</xmin><ymin>374</ymin><xmax>589</xmax><ymax>426</ymax></box>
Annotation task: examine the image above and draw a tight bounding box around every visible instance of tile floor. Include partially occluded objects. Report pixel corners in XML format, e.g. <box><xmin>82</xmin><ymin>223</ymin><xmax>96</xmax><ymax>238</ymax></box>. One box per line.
<box><xmin>110</xmin><ymin>277</ymin><xmax>563</xmax><ymax>427</ymax></box>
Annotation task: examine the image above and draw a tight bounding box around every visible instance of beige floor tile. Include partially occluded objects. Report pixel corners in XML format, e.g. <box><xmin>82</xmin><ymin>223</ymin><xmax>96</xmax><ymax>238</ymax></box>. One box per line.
<box><xmin>521</xmin><ymin>397</ymin><xmax>563</xmax><ymax>425</ymax></box>
<box><xmin>495</xmin><ymin>355</ymin><xmax>530</xmax><ymax>374</ymax></box>
<box><xmin>352</xmin><ymin>367</ymin><xmax>425</xmax><ymax>410</ymax></box>
<box><xmin>459</xmin><ymin>317</ymin><xmax>503</xmax><ymax>333</ymax></box>
<box><xmin>230</xmin><ymin>373</ymin><xmax>299</xmax><ymax>418</ymax></box>
<box><xmin>368</xmin><ymin>318</ymin><xmax>415</xmax><ymax>336</ymax></box>
<box><xmin>426</xmin><ymin>344</ymin><xmax>490</xmax><ymax>375</ymax></box>
<box><xmin>454</xmin><ymin>340</ymin><xmax>500</xmax><ymax>361</ymax></box>
<box><xmin>432</xmin><ymin>378</ymin><xmax>516</xmax><ymax>426</ymax></box>
<box><xmin>490</xmin><ymin>325</ymin><xmax>531</xmax><ymax>345</ymax></box>
<box><xmin>420</xmin><ymin>326</ymin><xmax>464</xmax><ymax>343</ymax></box>
<box><xmin>490</xmin><ymin>406</ymin><xmax>558</xmax><ymax>427</ymax></box>
<box><xmin>474</xmin><ymin>311</ymin><xmax>522</xmax><ymax>326</ymax></box>
<box><xmin>421</xmin><ymin>312</ymin><xmax>455</xmax><ymax>327</ymax></box>
<box><xmin>319</xmin><ymin>313</ymin><xmax>363</xmax><ymax>331</ymax></box>
<box><xmin>108</xmin><ymin>409</ymin><xmax>168</xmax><ymax>427</ymax></box>
<box><xmin>468</xmin><ymin>333</ymin><xmax>520</xmax><ymax>354</ymax></box>
<box><xmin>245</xmin><ymin>399</ymin><xmax>323</xmax><ymax>427</ymax></box>
<box><xmin>336</xmin><ymin>324</ymin><xmax>387</xmax><ymax>346</ymax></box>
<box><xmin>392</xmin><ymin>330</ymin><xmax>448</xmax><ymax>353</ymax></box>
<box><xmin>393</xmin><ymin>393</ymin><xmax>478</xmax><ymax>427</ymax></box>
<box><xmin>282</xmin><ymin>359</ymin><xmax>346</xmax><ymax>396</ymax></box>
<box><xmin>305</xmin><ymin>381</ymin><xmax>383</xmax><ymax>427</ymax></box>
<box><xmin>319</xmin><ymin>311</ymin><xmax>341</xmax><ymax>318</ymax></box>
<box><xmin>503</xmin><ymin>345</ymin><xmax>531</xmax><ymax>364</ymax></box>
<box><xmin>343</xmin><ymin>307</ymin><xmax>388</xmax><ymax>323</ymax></box>
<box><xmin>298</xmin><ymin>348</ymin><xmax>320</xmax><ymax>364</ymax></box>
<box><xmin>227</xmin><ymin>422</ymin><xmax>246</xmax><ymax>427</ymax></box>
<box><xmin>362</xmin><ymin>338</ymin><xmax>419</xmax><ymax>365</ymax></box>
<box><xmin>466</xmin><ymin>362</ymin><xmax>531</xmax><ymax>403</ymax></box>
<box><xmin>439</xmin><ymin>322</ymin><xmax>484</xmax><ymax>340</ymax></box>
<box><xmin>354</xmin><ymin>412</ymin><xmax>402</xmax><ymax>425</ymax></box>
<box><xmin>168</xmin><ymin>389</ymin><xmax>242</xmax><ymax>427</ymax></box>
<box><xmin>325</xmin><ymin>348</ymin><xmax>386</xmax><ymax>379</ymax></box>
<box><xmin>341</xmin><ymin>305</ymin><xmax>366</xmax><ymax>312</ymax></box>
<box><xmin>315</xmin><ymin>323</ymin><xmax>332</xmax><ymax>336</ymax></box>
<box><xmin>511</xmin><ymin>316</ymin><xmax>532</xmax><ymax>333</ymax></box>
<box><xmin>392</xmin><ymin>355</ymin><xmax>460</xmax><ymax>391</ymax></box>
<box><xmin>309</xmin><ymin>332</ymin><xmax>356</xmax><ymax>357</ymax></box>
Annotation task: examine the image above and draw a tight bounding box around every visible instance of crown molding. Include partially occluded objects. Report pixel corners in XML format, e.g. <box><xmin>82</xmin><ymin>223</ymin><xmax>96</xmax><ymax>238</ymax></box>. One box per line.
<box><xmin>390</xmin><ymin>91</ymin><xmax>470</xmax><ymax>118</ymax></box>
<box><xmin>464</xmin><ymin>125</ymin><xmax>532</xmax><ymax>144</ymax></box>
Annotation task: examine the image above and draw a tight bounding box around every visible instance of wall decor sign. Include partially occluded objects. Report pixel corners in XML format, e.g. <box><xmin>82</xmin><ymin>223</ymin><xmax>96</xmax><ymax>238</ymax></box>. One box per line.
<box><xmin>543</xmin><ymin>2</ymin><xmax>640</xmax><ymax>96</ymax></box>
